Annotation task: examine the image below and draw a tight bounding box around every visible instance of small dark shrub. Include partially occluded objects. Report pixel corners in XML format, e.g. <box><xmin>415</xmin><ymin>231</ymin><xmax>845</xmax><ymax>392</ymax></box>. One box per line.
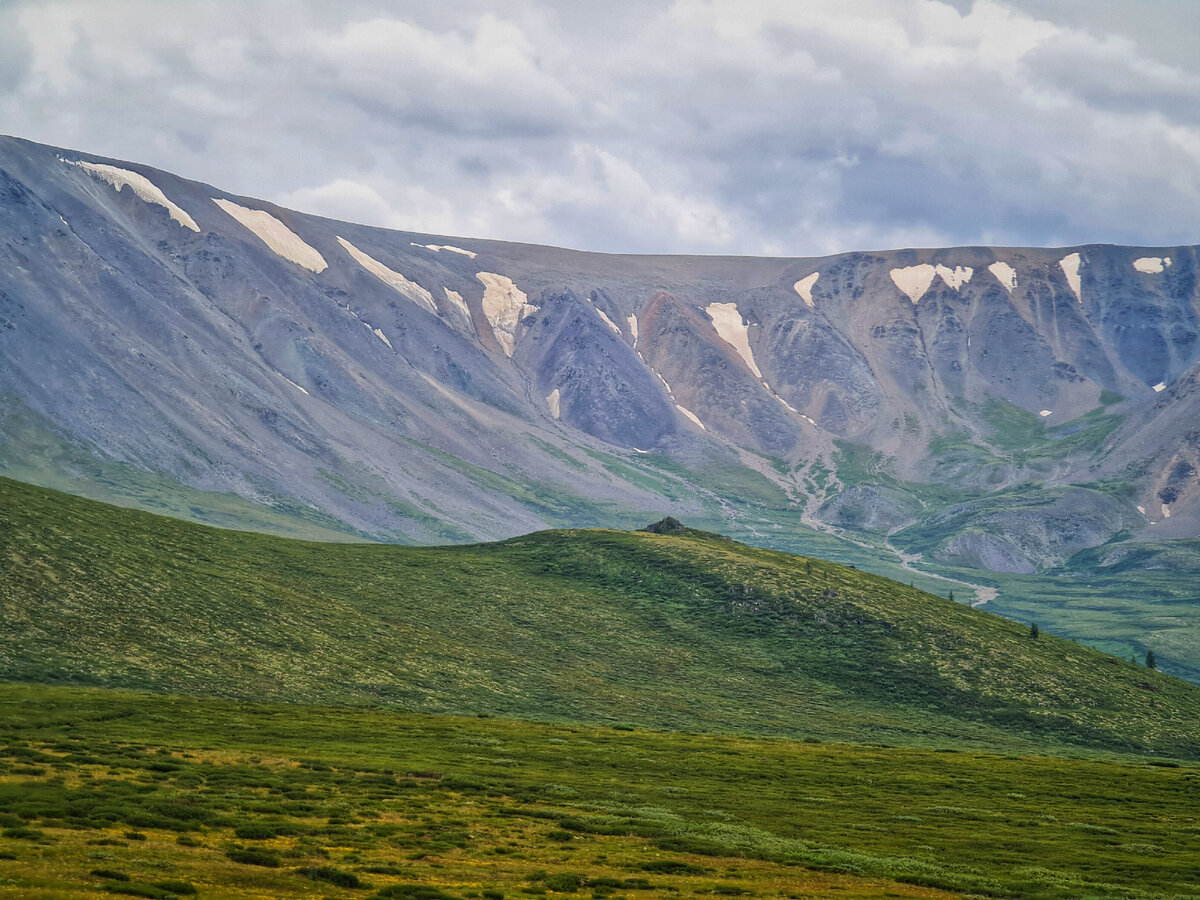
<box><xmin>234</xmin><ymin>823</ymin><xmax>279</xmax><ymax>840</ymax></box>
<box><xmin>226</xmin><ymin>847</ymin><xmax>281</xmax><ymax>867</ymax></box>
<box><xmin>299</xmin><ymin>866</ymin><xmax>363</xmax><ymax>888</ymax></box>
<box><xmin>2</xmin><ymin>826</ymin><xmax>48</xmax><ymax>841</ymax></box>
<box><xmin>543</xmin><ymin>874</ymin><xmax>585</xmax><ymax>892</ymax></box>
<box><xmin>91</xmin><ymin>868</ymin><xmax>131</xmax><ymax>881</ymax></box>
<box><xmin>371</xmin><ymin>885</ymin><xmax>461</xmax><ymax>900</ymax></box>
<box><xmin>103</xmin><ymin>885</ymin><xmax>173</xmax><ymax>900</ymax></box>
<box><xmin>152</xmin><ymin>881</ymin><xmax>198</xmax><ymax>895</ymax></box>
<box><xmin>546</xmin><ymin>830</ymin><xmax>574</xmax><ymax>842</ymax></box>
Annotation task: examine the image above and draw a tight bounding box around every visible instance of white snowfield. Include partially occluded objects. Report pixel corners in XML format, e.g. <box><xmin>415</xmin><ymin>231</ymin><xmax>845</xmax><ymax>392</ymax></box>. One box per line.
<box><xmin>69</xmin><ymin>159</ymin><xmax>200</xmax><ymax>232</ymax></box>
<box><xmin>794</xmin><ymin>272</ymin><xmax>819</xmax><ymax>308</ymax></box>
<box><xmin>592</xmin><ymin>304</ymin><xmax>622</xmax><ymax>335</ymax></box>
<box><xmin>890</xmin><ymin>264</ymin><xmax>935</xmax><ymax>303</ymax></box>
<box><xmin>411</xmin><ymin>243</ymin><xmax>477</xmax><ymax>259</ymax></box>
<box><xmin>988</xmin><ymin>261</ymin><xmax>1017</xmax><ymax>293</ymax></box>
<box><xmin>279</xmin><ymin>374</ymin><xmax>309</xmax><ymax>395</ymax></box>
<box><xmin>1153</xmin><ymin>382</ymin><xmax>1166</xmax><ymax>392</ymax></box>
<box><xmin>1162</xmin><ymin>504</ymin><xmax>1171</xmax><ymax>519</ymax></box>
<box><xmin>213</xmin><ymin>199</ymin><xmax>327</xmax><ymax>273</ymax></box>
<box><xmin>705</xmin><ymin>302</ymin><xmax>763</xmax><ymax>379</ymax></box>
<box><xmin>1039</xmin><ymin>409</ymin><xmax>1052</xmax><ymax>417</ymax></box>
<box><xmin>774</xmin><ymin>393</ymin><xmax>799</xmax><ymax>414</ymax></box>
<box><xmin>1133</xmin><ymin>256</ymin><xmax>1172</xmax><ymax>274</ymax></box>
<box><xmin>444</xmin><ymin>288</ymin><xmax>471</xmax><ymax>322</ymax></box>
<box><xmin>627</xmin><ymin>314</ymin><xmax>639</xmax><ymax>345</ymax></box>
<box><xmin>1059</xmin><ymin>253</ymin><xmax>1082</xmax><ymax>301</ymax></box>
<box><xmin>372</xmin><ymin>327</ymin><xmax>392</xmax><ymax>349</ymax></box>
<box><xmin>934</xmin><ymin>264</ymin><xmax>973</xmax><ymax>290</ymax></box>
<box><xmin>546</xmin><ymin>388</ymin><xmax>561</xmax><ymax>419</ymax></box>
<box><xmin>889</xmin><ymin>263</ymin><xmax>973</xmax><ymax>303</ymax></box>
<box><xmin>476</xmin><ymin>272</ymin><xmax>536</xmax><ymax>356</ymax></box>
<box><xmin>675</xmin><ymin>404</ymin><xmax>706</xmax><ymax>430</ymax></box>
<box><xmin>337</xmin><ymin>236</ymin><xmax>436</xmax><ymax>314</ymax></box>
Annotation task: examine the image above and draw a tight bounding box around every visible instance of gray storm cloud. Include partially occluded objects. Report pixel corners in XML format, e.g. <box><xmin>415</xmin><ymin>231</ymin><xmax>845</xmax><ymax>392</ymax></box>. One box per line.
<box><xmin>2</xmin><ymin>0</ymin><xmax>1197</xmax><ymax>255</ymax></box>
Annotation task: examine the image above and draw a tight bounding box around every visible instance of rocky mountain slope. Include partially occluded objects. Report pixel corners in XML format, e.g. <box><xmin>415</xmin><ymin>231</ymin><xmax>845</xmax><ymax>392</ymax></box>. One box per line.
<box><xmin>1</xmin><ymin>135</ymin><xmax>1197</xmax><ymax>673</ymax></box>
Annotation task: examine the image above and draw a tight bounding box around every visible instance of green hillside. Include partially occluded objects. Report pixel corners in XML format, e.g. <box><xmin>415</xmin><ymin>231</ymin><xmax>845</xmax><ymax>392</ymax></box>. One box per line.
<box><xmin>2</xmin><ymin>476</ymin><xmax>1197</xmax><ymax>757</ymax></box>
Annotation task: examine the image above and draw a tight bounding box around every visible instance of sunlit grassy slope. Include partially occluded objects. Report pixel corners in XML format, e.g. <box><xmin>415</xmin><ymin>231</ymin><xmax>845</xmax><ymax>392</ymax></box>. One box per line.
<box><xmin>2</xmin><ymin>476</ymin><xmax>1197</xmax><ymax>757</ymax></box>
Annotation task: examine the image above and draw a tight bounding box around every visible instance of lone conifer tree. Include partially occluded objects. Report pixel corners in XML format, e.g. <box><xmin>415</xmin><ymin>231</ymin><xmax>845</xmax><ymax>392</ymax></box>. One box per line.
<box><xmin>1146</xmin><ymin>649</ymin><xmax>1157</xmax><ymax>670</ymax></box>
<box><xmin>1030</xmin><ymin>622</ymin><xmax>1039</xmax><ymax>639</ymax></box>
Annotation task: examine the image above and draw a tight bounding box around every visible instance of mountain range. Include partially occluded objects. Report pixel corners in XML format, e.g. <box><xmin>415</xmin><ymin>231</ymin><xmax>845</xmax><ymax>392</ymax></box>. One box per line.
<box><xmin>1</xmin><ymin>134</ymin><xmax>1197</xmax><ymax>677</ymax></box>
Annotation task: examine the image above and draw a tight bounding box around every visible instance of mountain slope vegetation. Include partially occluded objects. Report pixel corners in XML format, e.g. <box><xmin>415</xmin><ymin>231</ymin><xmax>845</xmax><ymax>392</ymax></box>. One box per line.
<box><xmin>2</xmin><ymin>476</ymin><xmax>1197</xmax><ymax>758</ymax></box>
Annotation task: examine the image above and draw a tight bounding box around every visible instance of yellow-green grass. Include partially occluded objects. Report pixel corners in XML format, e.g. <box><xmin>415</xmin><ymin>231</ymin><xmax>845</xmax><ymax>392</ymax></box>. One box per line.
<box><xmin>0</xmin><ymin>683</ymin><xmax>1198</xmax><ymax>899</ymax></box>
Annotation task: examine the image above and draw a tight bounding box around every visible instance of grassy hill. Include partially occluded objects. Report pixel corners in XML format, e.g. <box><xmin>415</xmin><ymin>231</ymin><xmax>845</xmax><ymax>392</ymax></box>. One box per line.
<box><xmin>2</xmin><ymin>476</ymin><xmax>1198</xmax><ymax>758</ymax></box>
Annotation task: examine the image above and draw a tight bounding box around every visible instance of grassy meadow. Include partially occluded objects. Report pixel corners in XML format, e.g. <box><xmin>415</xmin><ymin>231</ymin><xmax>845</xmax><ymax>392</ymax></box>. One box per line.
<box><xmin>1</xmin><ymin>683</ymin><xmax>1198</xmax><ymax>900</ymax></box>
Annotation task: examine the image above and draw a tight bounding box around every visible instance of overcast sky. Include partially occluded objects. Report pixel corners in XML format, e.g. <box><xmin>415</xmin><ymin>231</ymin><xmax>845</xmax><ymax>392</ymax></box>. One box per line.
<box><xmin>2</xmin><ymin>0</ymin><xmax>1197</xmax><ymax>256</ymax></box>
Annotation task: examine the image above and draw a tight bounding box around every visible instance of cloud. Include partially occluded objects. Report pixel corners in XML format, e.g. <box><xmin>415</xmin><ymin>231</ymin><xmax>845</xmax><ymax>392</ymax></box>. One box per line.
<box><xmin>279</xmin><ymin>179</ymin><xmax>404</xmax><ymax>229</ymax></box>
<box><xmin>1</xmin><ymin>0</ymin><xmax>1197</xmax><ymax>255</ymax></box>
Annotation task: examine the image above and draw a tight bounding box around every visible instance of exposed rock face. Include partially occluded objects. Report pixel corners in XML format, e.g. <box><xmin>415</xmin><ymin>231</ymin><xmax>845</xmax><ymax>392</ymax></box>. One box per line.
<box><xmin>0</xmin><ymin>135</ymin><xmax>1197</xmax><ymax>561</ymax></box>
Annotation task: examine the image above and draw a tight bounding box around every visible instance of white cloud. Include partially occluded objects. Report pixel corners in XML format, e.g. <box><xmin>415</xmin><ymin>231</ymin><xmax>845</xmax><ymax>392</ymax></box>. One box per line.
<box><xmin>1</xmin><ymin>0</ymin><xmax>1198</xmax><ymax>255</ymax></box>
<box><xmin>280</xmin><ymin>179</ymin><xmax>402</xmax><ymax>229</ymax></box>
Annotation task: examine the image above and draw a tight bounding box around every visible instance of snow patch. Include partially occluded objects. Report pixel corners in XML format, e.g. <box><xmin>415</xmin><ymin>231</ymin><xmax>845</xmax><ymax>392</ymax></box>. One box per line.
<box><xmin>444</xmin><ymin>288</ymin><xmax>471</xmax><ymax>321</ymax></box>
<box><xmin>676</xmin><ymin>404</ymin><xmax>706</xmax><ymax>430</ymax></box>
<box><xmin>69</xmin><ymin>159</ymin><xmax>200</xmax><ymax>232</ymax></box>
<box><xmin>800</xmin><ymin>414</ymin><xmax>816</xmax><ymax>426</ymax></box>
<box><xmin>1153</xmin><ymin>382</ymin><xmax>1166</xmax><ymax>392</ymax></box>
<box><xmin>546</xmin><ymin>388</ymin><xmax>561</xmax><ymax>419</ymax></box>
<box><xmin>988</xmin><ymin>261</ymin><xmax>1017</xmax><ymax>292</ymax></box>
<box><xmin>337</xmin><ymin>237</ymin><xmax>436</xmax><ymax>313</ymax></box>
<box><xmin>627</xmin><ymin>314</ymin><xmax>639</xmax><ymax>345</ymax></box>
<box><xmin>1137</xmin><ymin>505</ymin><xmax>1146</xmax><ymax>515</ymax></box>
<box><xmin>592</xmin><ymin>304</ymin><xmax>622</xmax><ymax>335</ymax></box>
<box><xmin>1162</xmin><ymin>503</ymin><xmax>1171</xmax><ymax>519</ymax></box>
<box><xmin>935</xmin><ymin>264</ymin><xmax>973</xmax><ymax>290</ymax></box>
<box><xmin>213</xmin><ymin>199</ymin><xmax>327</xmax><ymax>272</ymax></box>
<box><xmin>890</xmin><ymin>264</ymin><xmax>936</xmax><ymax>303</ymax></box>
<box><xmin>477</xmin><ymin>272</ymin><xmax>537</xmax><ymax>356</ymax></box>
<box><xmin>412</xmin><ymin>242</ymin><xmax>477</xmax><ymax>259</ymax></box>
<box><xmin>794</xmin><ymin>272</ymin><xmax>819</xmax><ymax>308</ymax></box>
<box><xmin>705</xmin><ymin>302</ymin><xmax>763</xmax><ymax>378</ymax></box>
<box><xmin>1133</xmin><ymin>256</ymin><xmax>1166</xmax><ymax>274</ymax></box>
<box><xmin>1059</xmin><ymin>252</ymin><xmax>1082</xmax><ymax>301</ymax></box>
<box><xmin>280</xmin><ymin>374</ymin><xmax>309</xmax><ymax>395</ymax></box>
<box><xmin>1039</xmin><ymin>409</ymin><xmax>1052</xmax><ymax>417</ymax></box>
<box><xmin>775</xmin><ymin>394</ymin><xmax>799</xmax><ymax>414</ymax></box>
<box><xmin>373</xmin><ymin>327</ymin><xmax>392</xmax><ymax>349</ymax></box>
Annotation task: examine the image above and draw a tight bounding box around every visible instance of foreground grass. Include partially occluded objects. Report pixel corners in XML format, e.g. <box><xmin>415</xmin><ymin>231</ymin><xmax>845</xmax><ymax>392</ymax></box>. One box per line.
<box><xmin>1</xmin><ymin>683</ymin><xmax>1198</xmax><ymax>900</ymax></box>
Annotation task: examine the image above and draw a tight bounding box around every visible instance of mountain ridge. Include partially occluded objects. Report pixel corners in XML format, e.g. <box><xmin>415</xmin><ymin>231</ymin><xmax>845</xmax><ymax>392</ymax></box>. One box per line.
<box><xmin>1</xmin><ymin>133</ymin><xmax>1197</xmax><ymax>675</ymax></box>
